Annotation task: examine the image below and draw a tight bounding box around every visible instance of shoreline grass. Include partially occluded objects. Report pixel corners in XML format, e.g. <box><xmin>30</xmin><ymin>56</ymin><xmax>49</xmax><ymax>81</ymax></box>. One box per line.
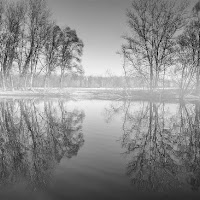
<box><xmin>0</xmin><ymin>87</ymin><xmax>198</xmax><ymax>102</ymax></box>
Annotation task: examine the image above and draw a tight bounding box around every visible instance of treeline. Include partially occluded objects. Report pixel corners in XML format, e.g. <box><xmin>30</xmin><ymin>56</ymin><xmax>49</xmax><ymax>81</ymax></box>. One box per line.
<box><xmin>0</xmin><ymin>0</ymin><xmax>83</xmax><ymax>90</ymax></box>
<box><xmin>3</xmin><ymin>74</ymin><xmax>174</xmax><ymax>89</ymax></box>
<box><xmin>122</xmin><ymin>0</ymin><xmax>200</xmax><ymax>96</ymax></box>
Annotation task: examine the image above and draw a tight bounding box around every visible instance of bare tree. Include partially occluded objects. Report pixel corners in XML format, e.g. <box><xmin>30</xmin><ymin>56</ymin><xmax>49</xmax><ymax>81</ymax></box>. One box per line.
<box><xmin>0</xmin><ymin>0</ymin><xmax>6</xmax><ymax>90</ymax></box>
<box><xmin>171</xmin><ymin>44</ymin><xmax>195</xmax><ymax>98</ymax></box>
<box><xmin>122</xmin><ymin>0</ymin><xmax>189</xmax><ymax>91</ymax></box>
<box><xmin>59</xmin><ymin>27</ymin><xmax>84</xmax><ymax>88</ymax></box>
<box><xmin>1</xmin><ymin>1</ymin><xmax>26</xmax><ymax>90</ymax></box>
<box><xmin>192</xmin><ymin>1</ymin><xmax>200</xmax><ymax>95</ymax></box>
<box><xmin>43</xmin><ymin>24</ymin><xmax>61</xmax><ymax>89</ymax></box>
<box><xmin>21</xmin><ymin>0</ymin><xmax>50</xmax><ymax>88</ymax></box>
<box><xmin>176</xmin><ymin>0</ymin><xmax>200</xmax><ymax>96</ymax></box>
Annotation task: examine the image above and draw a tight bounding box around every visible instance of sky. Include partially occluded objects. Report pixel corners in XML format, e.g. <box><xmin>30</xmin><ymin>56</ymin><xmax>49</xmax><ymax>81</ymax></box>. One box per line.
<box><xmin>47</xmin><ymin>0</ymin><xmax>131</xmax><ymax>76</ymax></box>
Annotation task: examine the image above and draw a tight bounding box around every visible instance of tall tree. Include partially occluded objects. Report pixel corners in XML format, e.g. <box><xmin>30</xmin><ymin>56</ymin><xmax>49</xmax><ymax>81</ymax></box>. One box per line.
<box><xmin>192</xmin><ymin>1</ymin><xmax>200</xmax><ymax>95</ymax></box>
<box><xmin>44</xmin><ymin>24</ymin><xmax>62</xmax><ymax>89</ymax></box>
<box><xmin>59</xmin><ymin>27</ymin><xmax>84</xmax><ymax>88</ymax></box>
<box><xmin>22</xmin><ymin>0</ymin><xmax>50</xmax><ymax>88</ymax></box>
<box><xmin>0</xmin><ymin>0</ymin><xmax>6</xmax><ymax>90</ymax></box>
<box><xmin>122</xmin><ymin>0</ymin><xmax>189</xmax><ymax>91</ymax></box>
<box><xmin>177</xmin><ymin>1</ymin><xmax>200</xmax><ymax>96</ymax></box>
<box><xmin>172</xmin><ymin>44</ymin><xmax>195</xmax><ymax>97</ymax></box>
<box><xmin>2</xmin><ymin>1</ymin><xmax>26</xmax><ymax>90</ymax></box>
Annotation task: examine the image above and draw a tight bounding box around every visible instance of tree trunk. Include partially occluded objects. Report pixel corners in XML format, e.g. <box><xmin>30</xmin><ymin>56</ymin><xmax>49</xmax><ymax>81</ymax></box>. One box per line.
<box><xmin>60</xmin><ymin>69</ymin><xmax>64</xmax><ymax>89</ymax></box>
<box><xmin>196</xmin><ymin>33</ymin><xmax>200</xmax><ymax>95</ymax></box>
<box><xmin>10</xmin><ymin>74</ymin><xmax>14</xmax><ymax>91</ymax></box>
<box><xmin>179</xmin><ymin>64</ymin><xmax>185</xmax><ymax>99</ymax></box>
<box><xmin>24</xmin><ymin>74</ymin><xmax>28</xmax><ymax>89</ymax></box>
<box><xmin>1</xmin><ymin>71</ymin><xmax>6</xmax><ymax>91</ymax></box>
<box><xmin>196</xmin><ymin>52</ymin><xmax>200</xmax><ymax>95</ymax></box>
<box><xmin>155</xmin><ymin>70</ymin><xmax>159</xmax><ymax>89</ymax></box>
<box><xmin>44</xmin><ymin>74</ymin><xmax>48</xmax><ymax>89</ymax></box>
<box><xmin>44</xmin><ymin>72</ymin><xmax>51</xmax><ymax>90</ymax></box>
<box><xmin>196</xmin><ymin>71</ymin><xmax>200</xmax><ymax>95</ymax></box>
<box><xmin>162</xmin><ymin>66</ymin><xmax>166</xmax><ymax>91</ymax></box>
<box><xmin>60</xmin><ymin>74</ymin><xmax>63</xmax><ymax>88</ymax></box>
<box><xmin>150</xmin><ymin>64</ymin><xmax>153</xmax><ymax>92</ymax></box>
<box><xmin>30</xmin><ymin>73</ymin><xmax>34</xmax><ymax>89</ymax></box>
<box><xmin>122</xmin><ymin>52</ymin><xmax>130</xmax><ymax>96</ymax></box>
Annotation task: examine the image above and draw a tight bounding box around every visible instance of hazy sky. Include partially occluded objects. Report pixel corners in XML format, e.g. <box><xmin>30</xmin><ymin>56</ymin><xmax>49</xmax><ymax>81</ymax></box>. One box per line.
<box><xmin>46</xmin><ymin>0</ymin><xmax>198</xmax><ymax>76</ymax></box>
<box><xmin>46</xmin><ymin>0</ymin><xmax>130</xmax><ymax>76</ymax></box>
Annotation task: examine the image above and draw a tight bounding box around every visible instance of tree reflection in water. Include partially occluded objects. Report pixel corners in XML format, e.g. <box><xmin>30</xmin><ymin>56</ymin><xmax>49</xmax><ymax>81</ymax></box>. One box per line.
<box><xmin>104</xmin><ymin>101</ymin><xmax>200</xmax><ymax>193</ymax></box>
<box><xmin>0</xmin><ymin>99</ymin><xmax>85</xmax><ymax>194</ymax></box>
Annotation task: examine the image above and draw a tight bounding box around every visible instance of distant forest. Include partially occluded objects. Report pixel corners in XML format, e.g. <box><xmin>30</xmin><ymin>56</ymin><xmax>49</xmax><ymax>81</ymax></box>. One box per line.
<box><xmin>6</xmin><ymin>74</ymin><xmax>174</xmax><ymax>89</ymax></box>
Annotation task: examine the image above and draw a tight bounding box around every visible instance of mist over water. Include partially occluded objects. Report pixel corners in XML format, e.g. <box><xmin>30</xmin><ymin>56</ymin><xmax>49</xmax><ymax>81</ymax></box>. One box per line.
<box><xmin>0</xmin><ymin>99</ymin><xmax>200</xmax><ymax>199</ymax></box>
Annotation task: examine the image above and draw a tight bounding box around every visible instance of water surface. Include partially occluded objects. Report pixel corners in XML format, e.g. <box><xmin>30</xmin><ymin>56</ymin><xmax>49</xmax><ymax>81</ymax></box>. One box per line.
<box><xmin>0</xmin><ymin>98</ymin><xmax>200</xmax><ymax>200</ymax></box>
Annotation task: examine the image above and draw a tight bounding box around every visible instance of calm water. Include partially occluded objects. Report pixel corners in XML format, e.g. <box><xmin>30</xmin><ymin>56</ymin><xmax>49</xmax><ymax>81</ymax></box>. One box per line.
<box><xmin>0</xmin><ymin>98</ymin><xmax>200</xmax><ymax>200</ymax></box>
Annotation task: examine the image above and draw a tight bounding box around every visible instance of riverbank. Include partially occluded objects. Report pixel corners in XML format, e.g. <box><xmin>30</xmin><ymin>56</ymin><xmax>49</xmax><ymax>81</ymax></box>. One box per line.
<box><xmin>0</xmin><ymin>88</ymin><xmax>198</xmax><ymax>101</ymax></box>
